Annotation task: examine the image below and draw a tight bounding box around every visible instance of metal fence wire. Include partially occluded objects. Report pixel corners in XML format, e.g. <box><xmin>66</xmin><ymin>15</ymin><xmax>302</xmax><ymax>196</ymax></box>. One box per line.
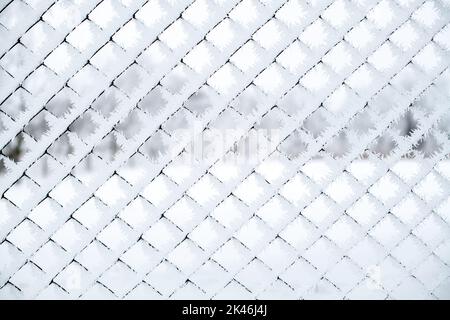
<box><xmin>0</xmin><ymin>0</ymin><xmax>449</xmax><ymax>299</ymax></box>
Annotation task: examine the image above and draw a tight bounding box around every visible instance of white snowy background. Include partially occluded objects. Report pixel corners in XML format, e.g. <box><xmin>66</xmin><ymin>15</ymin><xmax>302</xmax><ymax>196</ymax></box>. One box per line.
<box><xmin>0</xmin><ymin>0</ymin><xmax>449</xmax><ymax>299</ymax></box>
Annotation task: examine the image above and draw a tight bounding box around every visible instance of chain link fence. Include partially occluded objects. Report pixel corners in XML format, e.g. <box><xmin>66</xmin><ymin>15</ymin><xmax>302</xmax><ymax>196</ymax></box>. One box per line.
<box><xmin>0</xmin><ymin>0</ymin><xmax>449</xmax><ymax>299</ymax></box>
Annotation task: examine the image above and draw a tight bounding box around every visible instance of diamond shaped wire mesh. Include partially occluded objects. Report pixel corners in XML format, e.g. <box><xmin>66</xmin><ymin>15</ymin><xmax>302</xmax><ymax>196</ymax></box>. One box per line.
<box><xmin>0</xmin><ymin>0</ymin><xmax>449</xmax><ymax>299</ymax></box>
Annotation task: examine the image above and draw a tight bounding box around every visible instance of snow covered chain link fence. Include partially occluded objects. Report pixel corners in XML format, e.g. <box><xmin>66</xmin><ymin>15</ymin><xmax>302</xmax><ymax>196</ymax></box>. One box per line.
<box><xmin>0</xmin><ymin>0</ymin><xmax>449</xmax><ymax>299</ymax></box>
